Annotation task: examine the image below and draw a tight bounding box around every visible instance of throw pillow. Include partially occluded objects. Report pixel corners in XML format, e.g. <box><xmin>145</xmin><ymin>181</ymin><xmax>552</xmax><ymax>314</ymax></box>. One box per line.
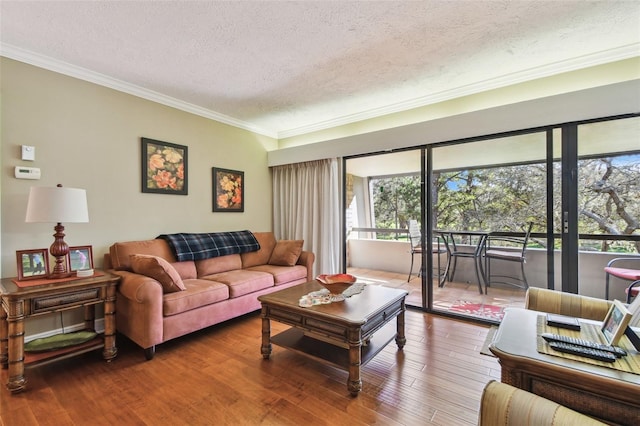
<box><xmin>130</xmin><ymin>254</ymin><xmax>186</xmax><ymax>293</ymax></box>
<box><xmin>268</xmin><ymin>240</ymin><xmax>303</xmax><ymax>266</ymax></box>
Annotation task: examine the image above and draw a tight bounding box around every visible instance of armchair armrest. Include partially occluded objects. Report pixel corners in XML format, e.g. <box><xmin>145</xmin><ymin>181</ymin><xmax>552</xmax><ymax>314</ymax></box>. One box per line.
<box><xmin>525</xmin><ymin>288</ymin><xmax>611</xmax><ymax>321</ymax></box>
<box><xmin>479</xmin><ymin>381</ymin><xmax>606</xmax><ymax>425</ymax></box>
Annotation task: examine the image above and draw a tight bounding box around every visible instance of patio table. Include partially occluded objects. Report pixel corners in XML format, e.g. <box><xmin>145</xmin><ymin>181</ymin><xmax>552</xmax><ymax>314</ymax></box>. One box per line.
<box><xmin>434</xmin><ymin>230</ymin><xmax>489</xmax><ymax>294</ymax></box>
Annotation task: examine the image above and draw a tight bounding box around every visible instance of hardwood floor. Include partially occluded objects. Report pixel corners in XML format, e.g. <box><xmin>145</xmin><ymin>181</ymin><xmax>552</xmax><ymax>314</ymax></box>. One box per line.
<box><xmin>0</xmin><ymin>310</ymin><xmax>500</xmax><ymax>425</ymax></box>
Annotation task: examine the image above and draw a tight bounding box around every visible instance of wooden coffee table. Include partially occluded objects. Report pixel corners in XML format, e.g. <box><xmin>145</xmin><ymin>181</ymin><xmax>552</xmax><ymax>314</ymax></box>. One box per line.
<box><xmin>489</xmin><ymin>308</ymin><xmax>640</xmax><ymax>424</ymax></box>
<box><xmin>258</xmin><ymin>281</ymin><xmax>407</xmax><ymax>396</ymax></box>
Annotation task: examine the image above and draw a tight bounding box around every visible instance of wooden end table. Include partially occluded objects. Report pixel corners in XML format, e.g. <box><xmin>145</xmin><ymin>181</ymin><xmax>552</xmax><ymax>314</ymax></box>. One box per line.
<box><xmin>258</xmin><ymin>281</ymin><xmax>407</xmax><ymax>396</ymax></box>
<box><xmin>0</xmin><ymin>270</ymin><xmax>119</xmax><ymax>393</ymax></box>
<box><xmin>489</xmin><ymin>308</ymin><xmax>640</xmax><ymax>424</ymax></box>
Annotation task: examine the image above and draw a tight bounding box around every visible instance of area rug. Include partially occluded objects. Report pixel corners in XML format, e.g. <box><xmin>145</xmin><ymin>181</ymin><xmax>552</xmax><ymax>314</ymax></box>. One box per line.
<box><xmin>449</xmin><ymin>300</ymin><xmax>505</xmax><ymax>321</ymax></box>
<box><xmin>480</xmin><ymin>326</ymin><xmax>499</xmax><ymax>357</ymax></box>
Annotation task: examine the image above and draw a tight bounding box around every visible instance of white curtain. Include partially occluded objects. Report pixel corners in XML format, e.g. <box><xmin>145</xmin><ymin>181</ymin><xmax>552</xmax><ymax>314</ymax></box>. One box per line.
<box><xmin>272</xmin><ymin>158</ymin><xmax>340</xmax><ymax>276</ymax></box>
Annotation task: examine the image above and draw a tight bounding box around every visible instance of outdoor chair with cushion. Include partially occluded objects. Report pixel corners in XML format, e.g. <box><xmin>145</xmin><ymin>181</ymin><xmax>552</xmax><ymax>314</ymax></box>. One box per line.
<box><xmin>407</xmin><ymin>220</ymin><xmax>448</xmax><ymax>285</ymax></box>
<box><xmin>604</xmin><ymin>256</ymin><xmax>640</xmax><ymax>302</ymax></box>
<box><xmin>483</xmin><ymin>222</ymin><xmax>533</xmax><ymax>292</ymax></box>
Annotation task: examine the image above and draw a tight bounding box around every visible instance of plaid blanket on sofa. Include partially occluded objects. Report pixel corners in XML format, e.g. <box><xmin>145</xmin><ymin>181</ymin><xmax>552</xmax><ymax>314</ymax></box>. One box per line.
<box><xmin>157</xmin><ymin>230</ymin><xmax>260</xmax><ymax>261</ymax></box>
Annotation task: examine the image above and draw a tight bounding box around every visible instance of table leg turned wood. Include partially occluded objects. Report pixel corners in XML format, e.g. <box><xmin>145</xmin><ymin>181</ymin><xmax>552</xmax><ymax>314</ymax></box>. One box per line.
<box><xmin>261</xmin><ymin>307</ymin><xmax>272</xmax><ymax>359</ymax></box>
<box><xmin>7</xmin><ymin>299</ymin><xmax>26</xmax><ymax>393</ymax></box>
<box><xmin>0</xmin><ymin>302</ymin><xmax>8</xmax><ymax>369</ymax></box>
<box><xmin>347</xmin><ymin>328</ymin><xmax>363</xmax><ymax>396</ymax></box>
<box><xmin>102</xmin><ymin>283</ymin><xmax>118</xmax><ymax>360</ymax></box>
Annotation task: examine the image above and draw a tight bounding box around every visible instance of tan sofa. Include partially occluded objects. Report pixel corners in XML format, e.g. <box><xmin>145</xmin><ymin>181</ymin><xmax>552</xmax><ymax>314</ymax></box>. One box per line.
<box><xmin>104</xmin><ymin>231</ymin><xmax>314</xmax><ymax>359</ymax></box>
<box><xmin>479</xmin><ymin>381</ymin><xmax>606</xmax><ymax>425</ymax></box>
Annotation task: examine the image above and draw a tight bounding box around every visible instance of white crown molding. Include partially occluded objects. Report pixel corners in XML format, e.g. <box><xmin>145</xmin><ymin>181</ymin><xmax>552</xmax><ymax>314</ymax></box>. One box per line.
<box><xmin>277</xmin><ymin>43</ymin><xmax>640</xmax><ymax>139</ymax></box>
<box><xmin>0</xmin><ymin>43</ymin><xmax>278</xmax><ymax>139</ymax></box>
<box><xmin>2</xmin><ymin>42</ymin><xmax>638</xmax><ymax>141</ymax></box>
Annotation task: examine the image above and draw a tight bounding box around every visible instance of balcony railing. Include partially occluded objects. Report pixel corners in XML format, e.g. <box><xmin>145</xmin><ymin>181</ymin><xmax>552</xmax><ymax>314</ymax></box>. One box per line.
<box><xmin>347</xmin><ymin>226</ymin><xmax>639</xmax><ymax>301</ymax></box>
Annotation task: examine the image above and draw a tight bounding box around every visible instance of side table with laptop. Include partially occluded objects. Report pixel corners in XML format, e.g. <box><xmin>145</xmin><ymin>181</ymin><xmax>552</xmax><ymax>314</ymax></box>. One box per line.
<box><xmin>0</xmin><ymin>270</ymin><xmax>119</xmax><ymax>393</ymax></box>
<box><xmin>489</xmin><ymin>307</ymin><xmax>640</xmax><ymax>425</ymax></box>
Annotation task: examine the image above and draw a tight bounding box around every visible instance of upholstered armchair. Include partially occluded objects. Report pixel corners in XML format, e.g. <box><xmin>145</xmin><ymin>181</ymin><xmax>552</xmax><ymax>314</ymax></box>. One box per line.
<box><xmin>525</xmin><ymin>287</ymin><xmax>639</xmax><ymax>327</ymax></box>
<box><xmin>478</xmin><ymin>381</ymin><xmax>606</xmax><ymax>425</ymax></box>
<box><xmin>525</xmin><ymin>287</ymin><xmax>611</xmax><ymax>321</ymax></box>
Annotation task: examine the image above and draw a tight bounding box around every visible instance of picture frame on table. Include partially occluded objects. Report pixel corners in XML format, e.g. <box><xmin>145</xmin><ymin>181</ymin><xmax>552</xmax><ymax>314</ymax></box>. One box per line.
<box><xmin>67</xmin><ymin>245</ymin><xmax>94</xmax><ymax>272</ymax></box>
<box><xmin>212</xmin><ymin>167</ymin><xmax>244</xmax><ymax>212</ymax></box>
<box><xmin>16</xmin><ymin>248</ymin><xmax>49</xmax><ymax>281</ymax></box>
<box><xmin>601</xmin><ymin>299</ymin><xmax>632</xmax><ymax>346</ymax></box>
<box><xmin>141</xmin><ymin>137</ymin><xmax>188</xmax><ymax>195</ymax></box>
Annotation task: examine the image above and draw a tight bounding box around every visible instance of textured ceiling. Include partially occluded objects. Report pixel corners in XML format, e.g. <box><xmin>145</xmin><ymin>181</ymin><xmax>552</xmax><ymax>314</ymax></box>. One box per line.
<box><xmin>1</xmin><ymin>1</ymin><xmax>639</xmax><ymax>138</ymax></box>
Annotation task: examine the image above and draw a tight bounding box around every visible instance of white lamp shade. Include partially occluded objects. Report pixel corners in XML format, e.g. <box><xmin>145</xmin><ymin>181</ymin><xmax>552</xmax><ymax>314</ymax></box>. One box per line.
<box><xmin>25</xmin><ymin>186</ymin><xmax>89</xmax><ymax>223</ymax></box>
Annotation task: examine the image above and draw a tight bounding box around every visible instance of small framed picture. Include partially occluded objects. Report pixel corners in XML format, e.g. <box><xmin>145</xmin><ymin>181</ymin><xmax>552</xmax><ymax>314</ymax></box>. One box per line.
<box><xmin>67</xmin><ymin>246</ymin><xmax>94</xmax><ymax>271</ymax></box>
<box><xmin>16</xmin><ymin>249</ymin><xmax>50</xmax><ymax>280</ymax></box>
<box><xmin>212</xmin><ymin>167</ymin><xmax>244</xmax><ymax>212</ymax></box>
<box><xmin>601</xmin><ymin>300</ymin><xmax>632</xmax><ymax>346</ymax></box>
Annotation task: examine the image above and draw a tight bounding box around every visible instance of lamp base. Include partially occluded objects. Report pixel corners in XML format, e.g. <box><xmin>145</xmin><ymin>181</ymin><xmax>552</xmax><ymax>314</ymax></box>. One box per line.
<box><xmin>47</xmin><ymin>271</ymin><xmax>73</xmax><ymax>280</ymax></box>
<box><xmin>49</xmin><ymin>223</ymin><xmax>71</xmax><ymax>279</ymax></box>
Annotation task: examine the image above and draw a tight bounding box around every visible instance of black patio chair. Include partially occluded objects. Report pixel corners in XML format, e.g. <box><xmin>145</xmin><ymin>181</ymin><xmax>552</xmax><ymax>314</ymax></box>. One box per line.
<box><xmin>483</xmin><ymin>222</ymin><xmax>533</xmax><ymax>292</ymax></box>
<box><xmin>407</xmin><ymin>220</ymin><xmax>448</xmax><ymax>285</ymax></box>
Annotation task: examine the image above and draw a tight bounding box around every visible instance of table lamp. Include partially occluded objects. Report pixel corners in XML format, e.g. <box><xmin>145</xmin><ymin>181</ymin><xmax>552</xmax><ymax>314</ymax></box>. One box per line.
<box><xmin>25</xmin><ymin>184</ymin><xmax>89</xmax><ymax>279</ymax></box>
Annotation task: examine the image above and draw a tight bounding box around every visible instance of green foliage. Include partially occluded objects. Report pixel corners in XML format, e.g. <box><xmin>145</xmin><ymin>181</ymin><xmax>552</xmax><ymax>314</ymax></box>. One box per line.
<box><xmin>369</xmin><ymin>154</ymin><xmax>639</xmax><ymax>253</ymax></box>
<box><xmin>371</xmin><ymin>175</ymin><xmax>421</xmax><ymax>229</ymax></box>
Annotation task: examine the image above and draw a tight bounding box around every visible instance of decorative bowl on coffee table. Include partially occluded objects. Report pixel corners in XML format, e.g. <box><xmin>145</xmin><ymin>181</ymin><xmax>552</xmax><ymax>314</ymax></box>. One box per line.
<box><xmin>315</xmin><ymin>273</ymin><xmax>358</xmax><ymax>301</ymax></box>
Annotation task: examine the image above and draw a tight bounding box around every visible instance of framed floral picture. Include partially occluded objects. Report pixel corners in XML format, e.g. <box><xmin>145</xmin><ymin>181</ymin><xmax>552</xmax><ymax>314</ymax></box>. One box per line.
<box><xmin>141</xmin><ymin>137</ymin><xmax>188</xmax><ymax>195</ymax></box>
<box><xmin>212</xmin><ymin>167</ymin><xmax>244</xmax><ymax>212</ymax></box>
<box><xmin>67</xmin><ymin>246</ymin><xmax>94</xmax><ymax>271</ymax></box>
<box><xmin>16</xmin><ymin>248</ymin><xmax>49</xmax><ymax>280</ymax></box>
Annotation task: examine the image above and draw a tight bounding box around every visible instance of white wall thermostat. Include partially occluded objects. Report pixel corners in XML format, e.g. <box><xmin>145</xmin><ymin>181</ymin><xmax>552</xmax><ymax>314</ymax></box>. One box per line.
<box><xmin>21</xmin><ymin>145</ymin><xmax>36</xmax><ymax>161</ymax></box>
<box><xmin>15</xmin><ymin>166</ymin><xmax>41</xmax><ymax>180</ymax></box>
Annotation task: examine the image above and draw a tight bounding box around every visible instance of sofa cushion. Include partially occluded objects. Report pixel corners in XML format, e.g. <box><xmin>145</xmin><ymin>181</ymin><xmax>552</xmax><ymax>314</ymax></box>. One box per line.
<box><xmin>247</xmin><ymin>264</ymin><xmax>308</xmax><ymax>285</ymax></box>
<box><xmin>268</xmin><ymin>240</ymin><xmax>304</xmax><ymax>266</ymax></box>
<box><xmin>163</xmin><ymin>279</ymin><xmax>230</xmax><ymax>316</ymax></box>
<box><xmin>110</xmin><ymin>239</ymin><xmax>176</xmax><ymax>271</ymax></box>
<box><xmin>130</xmin><ymin>254</ymin><xmax>186</xmax><ymax>293</ymax></box>
<box><xmin>195</xmin><ymin>254</ymin><xmax>242</xmax><ymax>277</ymax></box>
<box><xmin>202</xmin><ymin>270</ymin><xmax>274</xmax><ymax>298</ymax></box>
<box><xmin>171</xmin><ymin>261</ymin><xmax>197</xmax><ymax>280</ymax></box>
<box><xmin>241</xmin><ymin>232</ymin><xmax>277</xmax><ymax>268</ymax></box>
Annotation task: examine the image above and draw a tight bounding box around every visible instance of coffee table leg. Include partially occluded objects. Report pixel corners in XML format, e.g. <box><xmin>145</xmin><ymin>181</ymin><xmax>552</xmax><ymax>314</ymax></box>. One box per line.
<box><xmin>347</xmin><ymin>342</ymin><xmax>362</xmax><ymax>396</ymax></box>
<box><xmin>396</xmin><ymin>304</ymin><xmax>406</xmax><ymax>349</ymax></box>
<box><xmin>260</xmin><ymin>307</ymin><xmax>272</xmax><ymax>359</ymax></box>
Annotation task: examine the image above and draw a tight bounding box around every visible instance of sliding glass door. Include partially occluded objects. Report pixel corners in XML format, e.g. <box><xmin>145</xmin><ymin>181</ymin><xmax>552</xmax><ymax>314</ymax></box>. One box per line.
<box><xmin>429</xmin><ymin>131</ymin><xmax>548</xmax><ymax>320</ymax></box>
<box><xmin>344</xmin><ymin>149</ymin><xmax>423</xmax><ymax>306</ymax></box>
<box><xmin>572</xmin><ymin>116</ymin><xmax>640</xmax><ymax>300</ymax></box>
<box><xmin>343</xmin><ymin>114</ymin><xmax>639</xmax><ymax>321</ymax></box>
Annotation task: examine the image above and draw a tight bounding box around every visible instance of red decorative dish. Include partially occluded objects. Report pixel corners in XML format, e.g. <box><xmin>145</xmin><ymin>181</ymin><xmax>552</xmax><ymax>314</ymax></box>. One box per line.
<box><xmin>315</xmin><ymin>273</ymin><xmax>358</xmax><ymax>295</ymax></box>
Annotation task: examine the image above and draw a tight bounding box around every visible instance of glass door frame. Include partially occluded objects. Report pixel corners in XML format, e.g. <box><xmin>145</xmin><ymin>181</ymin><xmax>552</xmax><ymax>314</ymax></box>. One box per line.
<box><xmin>342</xmin><ymin>113</ymin><xmax>639</xmax><ymax>312</ymax></box>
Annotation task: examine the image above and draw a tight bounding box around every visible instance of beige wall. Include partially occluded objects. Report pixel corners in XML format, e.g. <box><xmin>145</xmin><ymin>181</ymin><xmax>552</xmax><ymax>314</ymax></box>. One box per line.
<box><xmin>1</xmin><ymin>58</ymin><xmax>277</xmax><ymax>278</ymax></box>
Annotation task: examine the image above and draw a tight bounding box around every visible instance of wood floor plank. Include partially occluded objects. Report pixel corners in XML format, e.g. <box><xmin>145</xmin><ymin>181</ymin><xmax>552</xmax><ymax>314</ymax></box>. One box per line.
<box><xmin>0</xmin><ymin>310</ymin><xmax>498</xmax><ymax>425</ymax></box>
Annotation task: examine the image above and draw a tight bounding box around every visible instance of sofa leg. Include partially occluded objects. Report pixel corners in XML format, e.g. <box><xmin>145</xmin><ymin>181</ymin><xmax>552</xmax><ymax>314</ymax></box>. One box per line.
<box><xmin>144</xmin><ymin>346</ymin><xmax>155</xmax><ymax>360</ymax></box>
